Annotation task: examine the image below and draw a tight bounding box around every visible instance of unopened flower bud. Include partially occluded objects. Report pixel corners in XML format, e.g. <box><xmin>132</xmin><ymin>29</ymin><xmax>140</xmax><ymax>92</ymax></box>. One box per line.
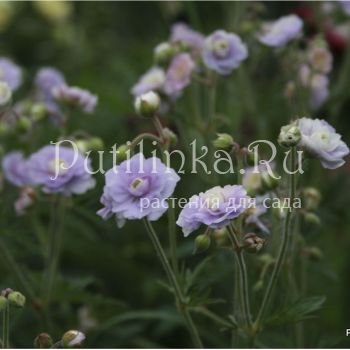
<box><xmin>213</xmin><ymin>227</ymin><xmax>229</xmax><ymax>246</ymax></box>
<box><xmin>245</xmin><ymin>150</ymin><xmax>258</xmax><ymax>167</ymax></box>
<box><xmin>16</xmin><ymin>116</ymin><xmax>31</xmax><ymax>132</ymax></box>
<box><xmin>261</xmin><ymin>172</ymin><xmax>279</xmax><ymax>191</ymax></box>
<box><xmin>303</xmin><ymin>212</ymin><xmax>321</xmax><ymax>226</ymax></box>
<box><xmin>34</xmin><ymin>333</ymin><xmax>53</xmax><ymax>349</ymax></box>
<box><xmin>30</xmin><ymin>103</ymin><xmax>47</xmax><ymax>121</ymax></box>
<box><xmin>62</xmin><ymin>330</ymin><xmax>85</xmax><ymax>348</ymax></box>
<box><xmin>8</xmin><ymin>291</ymin><xmax>26</xmax><ymax>307</ymax></box>
<box><xmin>134</xmin><ymin>91</ymin><xmax>160</xmax><ymax>117</ymax></box>
<box><xmin>278</xmin><ymin>123</ymin><xmax>301</xmax><ymax>148</ymax></box>
<box><xmin>213</xmin><ymin>133</ymin><xmax>234</xmax><ymax>149</ymax></box>
<box><xmin>154</xmin><ymin>42</ymin><xmax>175</xmax><ymax>66</ymax></box>
<box><xmin>243</xmin><ymin>233</ymin><xmax>265</xmax><ymax>253</ymax></box>
<box><xmin>88</xmin><ymin>137</ymin><xmax>104</xmax><ymax>151</ymax></box>
<box><xmin>116</xmin><ymin>144</ymin><xmax>129</xmax><ymax>161</ymax></box>
<box><xmin>0</xmin><ymin>296</ymin><xmax>7</xmax><ymax>312</ymax></box>
<box><xmin>1</xmin><ymin>288</ymin><xmax>13</xmax><ymax>298</ymax></box>
<box><xmin>302</xmin><ymin>187</ymin><xmax>321</xmax><ymax>211</ymax></box>
<box><xmin>0</xmin><ymin>81</ymin><xmax>12</xmax><ymax>106</ymax></box>
<box><xmin>193</xmin><ymin>234</ymin><xmax>211</xmax><ymax>254</ymax></box>
<box><xmin>76</xmin><ymin>140</ymin><xmax>89</xmax><ymax>154</ymax></box>
<box><xmin>162</xmin><ymin>127</ymin><xmax>177</xmax><ymax>146</ymax></box>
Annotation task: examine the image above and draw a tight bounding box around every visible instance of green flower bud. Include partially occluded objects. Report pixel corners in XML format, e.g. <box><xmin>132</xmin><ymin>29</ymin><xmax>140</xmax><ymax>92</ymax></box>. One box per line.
<box><xmin>154</xmin><ymin>42</ymin><xmax>175</xmax><ymax>66</ymax></box>
<box><xmin>134</xmin><ymin>91</ymin><xmax>160</xmax><ymax>117</ymax></box>
<box><xmin>193</xmin><ymin>234</ymin><xmax>211</xmax><ymax>254</ymax></box>
<box><xmin>303</xmin><ymin>212</ymin><xmax>321</xmax><ymax>226</ymax></box>
<box><xmin>8</xmin><ymin>291</ymin><xmax>26</xmax><ymax>308</ymax></box>
<box><xmin>302</xmin><ymin>187</ymin><xmax>321</xmax><ymax>211</ymax></box>
<box><xmin>261</xmin><ymin>172</ymin><xmax>279</xmax><ymax>191</ymax></box>
<box><xmin>34</xmin><ymin>333</ymin><xmax>53</xmax><ymax>349</ymax></box>
<box><xmin>31</xmin><ymin>103</ymin><xmax>47</xmax><ymax>122</ymax></box>
<box><xmin>0</xmin><ymin>296</ymin><xmax>8</xmax><ymax>312</ymax></box>
<box><xmin>245</xmin><ymin>150</ymin><xmax>258</xmax><ymax>167</ymax></box>
<box><xmin>116</xmin><ymin>144</ymin><xmax>129</xmax><ymax>162</ymax></box>
<box><xmin>213</xmin><ymin>227</ymin><xmax>229</xmax><ymax>246</ymax></box>
<box><xmin>242</xmin><ymin>233</ymin><xmax>265</xmax><ymax>253</ymax></box>
<box><xmin>0</xmin><ymin>81</ymin><xmax>12</xmax><ymax>107</ymax></box>
<box><xmin>213</xmin><ymin>133</ymin><xmax>234</xmax><ymax>150</ymax></box>
<box><xmin>16</xmin><ymin>116</ymin><xmax>32</xmax><ymax>132</ymax></box>
<box><xmin>75</xmin><ymin>140</ymin><xmax>88</xmax><ymax>154</ymax></box>
<box><xmin>62</xmin><ymin>330</ymin><xmax>86</xmax><ymax>348</ymax></box>
<box><xmin>278</xmin><ymin>122</ymin><xmax>301</xmax><ymax>148</ymax></box>
<box><xmin>88</xmin><ymin>137</ymin><xmax>104</xmax><ymax>151</ymax></box>
<box><xmin>162</xmin><ymin>127</ymin><xmax>178</xmax><ymax>146</ymax></box>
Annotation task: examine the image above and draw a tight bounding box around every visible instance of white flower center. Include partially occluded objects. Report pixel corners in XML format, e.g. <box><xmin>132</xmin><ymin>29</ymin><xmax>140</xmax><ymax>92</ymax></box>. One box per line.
<box><xmin>213</xmin><ymin>39</ymin><xmax>229</xmax><ymax>56</ymax></box>
<box><xmin>48</xmin><ymin>158</ymin><xmax>69</xmax><ymax>175</ymax></box>
<box><xmin>203</xmin><ymin>189</ymin><xmax>225</xmax><ymax>211</ymax></box>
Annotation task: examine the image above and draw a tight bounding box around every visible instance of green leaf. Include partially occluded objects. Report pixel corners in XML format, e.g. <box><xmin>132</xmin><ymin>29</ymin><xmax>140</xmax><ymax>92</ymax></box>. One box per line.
<box><xmin>267</xmin><ymin>296</ymin><xmax>327</xmax><ymax>326</ymax></box>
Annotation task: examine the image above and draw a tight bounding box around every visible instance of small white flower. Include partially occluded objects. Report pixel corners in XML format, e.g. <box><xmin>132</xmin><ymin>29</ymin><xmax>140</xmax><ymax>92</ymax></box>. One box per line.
<box><xmin>0</xmin><ymin>81</ymin><xmax>12</xmax><ymax>106</ymax></box>
<box><xmin>308</xmin><ymin>46</ymin><xmax>333</xmax><ymax>74</ymax></box>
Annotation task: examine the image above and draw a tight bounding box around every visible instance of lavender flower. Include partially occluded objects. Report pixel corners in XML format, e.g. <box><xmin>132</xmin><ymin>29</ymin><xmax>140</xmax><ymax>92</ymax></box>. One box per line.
<box><xmin>177</xmin><ymin>185</ymin><xmax>250</xmax><ymax>237</ymax></box>
<box><xmin>170</xmin><ymin>22</ymin><xmax>204</xmax><ymax>52</ymax></box>
<box><xmin>164</xmin><ymin>53</ymin><xmax>195</xmax><ymax>95</ymax></box>
<box><xmin>53</xmin><ymin>85</ymin><xmax>98</xmax><ymax>113</ymax></box>
<box><xmin>2</xmin><ymin>152</ymin><xmax>31</xmax><ymax>187</ymax></box>
<box><xmin>131</xmin><ymin>67</ymin><xmax>166</xmax><ymax>97</ymax></box>
<box><xmin>27</xmin><ymin>145</ymin><xmax>96</xmax><ymax>195</ymax></box>
<box><xmin>298</xmin><ymin>117</ymin><xmax>349</xmax><ymax>169</ymax></box>
<box><xmin>0</xmin><ymin>58</ymin><xmax>22</xmax><ymax>91</ymax></box>
<box><xmin>97</xmin><ymin>153</ymin><xmax>180</xmax><ymax>227</ymax></box>
<box><xmin>202</xmin><ymin>30</ymin><xmax>248</xmax><ymax>75</ymax></box>
<box><xmin>259</xmin><ymin>15</ymin><xmax>303</xmax><ymax>48</ymax></box>
<box><xmin>35</xmin><ymin>67</ymin><xmax>66</xmax><ymax>99</ymax></box>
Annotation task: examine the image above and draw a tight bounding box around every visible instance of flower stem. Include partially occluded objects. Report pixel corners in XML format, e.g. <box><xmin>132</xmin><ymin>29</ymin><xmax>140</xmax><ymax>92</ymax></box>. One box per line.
<box><xmin>43</xmin><ymin>196</ymin><xmax>66</xmax><ymax>307</ymax></box>
<box><xmin>2</xmin><ymin>302</ymin><xmax>9</xmax><ymax>348</ymax></box>
<box><xmin>253</xmin><ymin>147</ymin><xmax>297</xmax><ymax>332</ymax></box>
<box><xmin>143</xmin><ymin>219</ymin><xmax>203</xmax><ymax>348</ymax></box>
<box><xmin>227</xmin><ymin>224</ymin><xmax>252</xmax><ymax>329</ymax></box>
<box><xmin>0</xmin><ymin>237</ymin><xmax>36</xmax><ymax>303</ymax></box>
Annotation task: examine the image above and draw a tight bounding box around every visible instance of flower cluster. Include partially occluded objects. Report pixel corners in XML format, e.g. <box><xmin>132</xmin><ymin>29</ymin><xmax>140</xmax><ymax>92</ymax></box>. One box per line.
<box><xmin>131</xmin><ymin>23</ymin><xmax>248</xmax><ymax>104</ymax></box>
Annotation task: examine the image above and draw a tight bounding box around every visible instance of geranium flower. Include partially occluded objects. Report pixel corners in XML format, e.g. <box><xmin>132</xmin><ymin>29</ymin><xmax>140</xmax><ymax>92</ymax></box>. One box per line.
<box><xmin>202</xmin><ymin>30</ymin><xmax>248</xmax><ymax>75</ymax></box>
<box><xmin>298</xmin><ymin>117</ymin><xmax>349</xmax><ymax>169</ymax></box>
<box><xmin>97</xmin><ymin>153</ymin><xmax>180</xmax><ymax>227</ymax></box>
<box><xmin>177</xmin><ymin>185</ymin><xmax>250</xmax><ymax>236</ymax></box>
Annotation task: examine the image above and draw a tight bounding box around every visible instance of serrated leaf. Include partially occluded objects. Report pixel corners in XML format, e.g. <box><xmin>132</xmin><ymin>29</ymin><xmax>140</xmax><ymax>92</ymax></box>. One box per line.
<box><xmin>267</xmin><ymin>295</ymin><xmax>326</xmax><ymax>326</ymax></box>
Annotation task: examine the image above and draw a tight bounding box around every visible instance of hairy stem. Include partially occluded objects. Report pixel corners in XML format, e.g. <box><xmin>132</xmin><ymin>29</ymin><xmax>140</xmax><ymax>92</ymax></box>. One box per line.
<box><xmin>43</xmin><ymin>196</ymin><xmax>66</xmax><ymax>307</ymax></box>
<box><xmin>253</xmin><ymin>147</ymin><xmax>297</xmax><ymax>331</ymax></box>
<box><xmin>143</xmin><ymin>219</ymin><xmax>203</xmax><ymax>348</ymax></box>
<box><xmin>228</xmin><ymin>224</ymin><xmax>252</xmax><ymax>330</ymax></box>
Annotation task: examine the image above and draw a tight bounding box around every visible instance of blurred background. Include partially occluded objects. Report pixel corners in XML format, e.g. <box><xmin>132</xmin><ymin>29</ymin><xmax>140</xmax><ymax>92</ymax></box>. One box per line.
<box><xmin>0</xmin><ymin>1</ymin><xmax>349</xmax><ymax>348</ymax></box>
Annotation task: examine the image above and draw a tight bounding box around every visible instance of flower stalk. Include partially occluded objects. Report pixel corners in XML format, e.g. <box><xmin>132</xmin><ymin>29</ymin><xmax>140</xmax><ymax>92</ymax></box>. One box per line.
<box><xmin>143</xmin><ymin>219</ymin><xmax>203</xmax><ymax>348</ymax></box>
<box><xmin>253</xmin><ymin>146</ymin><xmax>297</xmax><ymax>333</ymax></box>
